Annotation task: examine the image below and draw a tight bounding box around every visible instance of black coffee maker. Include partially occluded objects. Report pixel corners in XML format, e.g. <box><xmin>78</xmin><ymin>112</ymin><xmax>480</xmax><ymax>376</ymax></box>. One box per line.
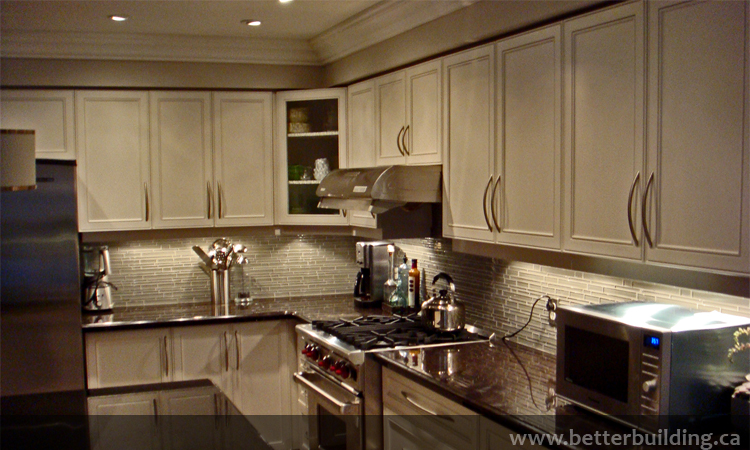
<box><xmin>353</xmin><ymin>241</ymin><xmax>392</xmax><ymax>307</ymax></box>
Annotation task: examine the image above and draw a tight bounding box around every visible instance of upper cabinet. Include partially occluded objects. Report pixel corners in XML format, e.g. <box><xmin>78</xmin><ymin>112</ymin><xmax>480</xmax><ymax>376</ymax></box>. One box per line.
<box><xmin>0</xmin><ymin>90</ymin><xmax>76</xmax><ymax>160</ymax></box>
<box><xmin>274</xmin><ymin>89</ymin><xmax>348</xmax><ymax>226</ymax></box>
<box><xmin>376</xmin><ymin>60</ymin><xmax>442</xmax><ymax>166</ymax></box>
<box><xmin>149</xmin><ymin>91</ymin><xmax>214</xmax><ymax>229</ymax></box>
<box><xmin>76</xmin><ymin>90</ymin><xmax>152</xmax><ymax>232</ymax></box>
<box><xmin>644</xmin><ymin>0</ymin><xmax>749</xmax><ymax>274</ymax></box>
<box><xmin>77</xmin><ymin>90</ymin><xmax>274</xmax><ymax>232</ymax></box>
<box><xmin>562</xmin><ymin>2</ymin><xmax>645</xmax><ymax>260</ymax></box>
<box><xmin>346</xmin><ymin>80</ymin><xmax>378</xmax><ymax>228</ymax></box>
<box><xmin>494</xmin><ymin>25</ymin><xmax>562</xmax><ymax>250</ymax></box>
<box><xmin>212</xmin><ymin>92</ymin><xmax>274</xmax><ymax>227</ymax></box>
<box><xmin>442</xmin><ymin>46</ymin><xmax>496</xmax><ymax>243</ymax></box>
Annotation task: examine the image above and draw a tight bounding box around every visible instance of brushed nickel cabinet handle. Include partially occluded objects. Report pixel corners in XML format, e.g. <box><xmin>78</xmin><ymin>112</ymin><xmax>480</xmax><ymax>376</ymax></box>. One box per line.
<box><xmin>144</xmin><ymin>183</ymin><xmax>150</xmax><ymax>222</ymax></box>
<box><xmin>402</xmin><ymin>125</ymin><xmax>410</xmax><ymax>155</ymax></box>
<box><xmin>627</xmin><ymin>172</ymin><xmax>641</xmax><ymax>246</ymax></box>
<box><xmin>207</xmin><ymin>182</ymin><xmax>213</xmax><ymax>219</ymax></box>
<box><xmin>153</xmin><ymin>398</ymin><xmax>158</xmax><ymax>424</ymax></box>
<box><xmin>224</xmin><ymin>331</ymin><xmax>230</xmax><ymax>372</ymax></box>
<box><xmin>234</xmin><ymin>331</ymin><xmax>240</xmax><ymax>371</ymax></box>
<box><xmin>342</xmin><ymin>209</ymin><xmax>347</xmax><ymax>218</ymax></box>
<box><xmin>642</xmin><ymin>172</ymin><xmax>655</xmax><ymax>248</ymax></box>
<box><xmin>401</xmin><ymin>391</ymin><xmax>454</xmax><ymax>422</ymax></box>
<box><xmin>482</xmin><ymin>175</ymin><xmax>494</xmax><ymax>231</ymax></box>
<box><xmin>163</xmin><ymin>336</ymin><xmax>169</xmax><ymax>377</ymax></box>
<box><xmin>490</xmin><ymin>174</ymin><xmax>502</xmax><ymax>232</ymax></box>
<box><xmin>396</xmin><ymin>126</ymin><xmax>405</xmax><ymax>156</ymax></box>
<box><xmin>218</xmin><ymin>182</ymin><xmax>224</xmax><ymax>219</ymax></box>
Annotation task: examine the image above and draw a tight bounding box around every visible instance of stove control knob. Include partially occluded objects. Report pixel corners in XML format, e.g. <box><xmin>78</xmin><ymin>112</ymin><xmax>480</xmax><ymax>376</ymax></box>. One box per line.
<box><xmin>318</xmin><ymin>355</ymin><xmax>332</xmax><ymax>370</ymax></box>
<box><xmin>335</xmin><ymin>362</ymin><xmax>351</xmax><ymax>379</ymax></box>
<box><xmin>307</xmin><ymin>345</ymin><xmax>320</xmax><ymax>361</ymax></box>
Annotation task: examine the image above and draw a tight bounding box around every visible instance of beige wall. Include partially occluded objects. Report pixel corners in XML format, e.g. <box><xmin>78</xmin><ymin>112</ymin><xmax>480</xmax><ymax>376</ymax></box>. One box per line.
<box><xmin>0</xmin><ymin>58</ymin><xmax>325</xmax><ymax>90</ymax></box>
<box><xmin>323</xmin><ymin>0</ymin><xmax>603</xmax><ymax>86</ymax></box>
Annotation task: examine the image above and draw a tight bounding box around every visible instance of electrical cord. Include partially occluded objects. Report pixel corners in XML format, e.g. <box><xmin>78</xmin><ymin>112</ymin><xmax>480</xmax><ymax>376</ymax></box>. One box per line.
<box><xmin>501</xmin><ymin>294</ymin><xmax>550</xmax><ymax>341</ymax></box>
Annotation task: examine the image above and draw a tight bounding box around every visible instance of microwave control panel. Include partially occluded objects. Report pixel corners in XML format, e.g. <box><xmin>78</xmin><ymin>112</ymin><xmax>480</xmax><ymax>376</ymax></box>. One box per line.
<box><xmin>639</xmin><ymin>331</ymin><xmax>664</xmax><ymax>430</ymax></box>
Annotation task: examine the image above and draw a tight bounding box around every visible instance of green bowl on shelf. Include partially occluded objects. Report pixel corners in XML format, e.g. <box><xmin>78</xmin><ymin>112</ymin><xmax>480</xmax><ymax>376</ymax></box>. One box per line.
<box><xmin>288</xmin><ymin>165</ymin><xmax>305</xmax><ymax>181</ymax></box>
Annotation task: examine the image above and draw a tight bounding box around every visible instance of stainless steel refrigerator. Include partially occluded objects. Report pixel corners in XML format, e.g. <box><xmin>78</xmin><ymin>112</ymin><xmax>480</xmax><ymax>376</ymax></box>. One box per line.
<box><xmin>1</xmin><ymin>159</ymin><xmax>86</xmax><ymax>416</ymax></box>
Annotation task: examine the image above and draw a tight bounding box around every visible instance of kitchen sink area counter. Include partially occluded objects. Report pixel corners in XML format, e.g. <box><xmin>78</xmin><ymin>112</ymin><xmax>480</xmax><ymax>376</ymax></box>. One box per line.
<box><xmin>81</xmin><ymin>293</ymin><xmax>375</xmax><ymax>331</ymax></box>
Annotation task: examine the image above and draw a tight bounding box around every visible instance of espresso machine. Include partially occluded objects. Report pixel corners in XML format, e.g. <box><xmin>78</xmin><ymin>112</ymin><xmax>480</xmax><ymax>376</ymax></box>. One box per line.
<box><xmin>353</xmin><ymin>241</ymin><xmax>392</xmax><ymax>307</ymax></box>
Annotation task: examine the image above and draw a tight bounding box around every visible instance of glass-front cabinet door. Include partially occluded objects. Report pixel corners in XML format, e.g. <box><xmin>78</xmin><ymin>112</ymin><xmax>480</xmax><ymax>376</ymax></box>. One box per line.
<box><xmin>275</xmin><ymin>89</ymin><xmax>348</xmax><ymax>225</ymax></box>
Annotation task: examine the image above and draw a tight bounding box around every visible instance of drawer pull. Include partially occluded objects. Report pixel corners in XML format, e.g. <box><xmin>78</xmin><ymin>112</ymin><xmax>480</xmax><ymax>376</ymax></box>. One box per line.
<box><xmin>401</xmin><ymin>391</ymin><xmax>454</xmax><ymax>422</ymax></box>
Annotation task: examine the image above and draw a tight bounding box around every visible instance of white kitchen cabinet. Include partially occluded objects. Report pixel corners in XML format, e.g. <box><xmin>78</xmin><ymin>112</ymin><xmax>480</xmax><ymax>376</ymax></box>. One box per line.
<box><xmin>644</xmin><ymin>0</ymin><xmax>750</xmax><ymax>274</ymax></box>
<box><xmin>376</xmin><ymin>60</ymin><xmax>442</xmax><ymax>166</ymax></box>
<box><xmin>212</xmin><ymin>91</ymin><xmax>274</xmax><ymax>227</ymax></box>
<box><xmin>76</xmin><ymin>90</ymin><xmax>152</xmax><ymax>231</ymax></box>
<box><xmin>231</xmin><ymin>320</ymin><xmax>296</xmax><ymax>450</ymax></box>
<box><xmin>274</xmin><ymin>88</ymin><xmax>349</xmax><ymax>225</ymax></box>
<box><xmin>85</xmin><ymin>328</ymin><xmax>172</xmax><ymax>389</ymax></box>
<box><xmin>493</xmin><ymin>25</ymin><xmax>562</xmax><ymax>250</ymax></box>
<box><xmin>150</xmin><ymin>91</ymin><xmax>213</xmax><ymax>229</ymax></box>
<box><xmin>442</xmin><ymin>45</ymin><xmax>496</xmax><ymax>243</ymax></box>
<box><xmin>562</xmin><ymin>2</ymin><xmax>645</xmax><ymax>260</ymax></box>
<box><xmin>346</xmin><ymin>80</ymin><xmax>378</xmax><ymax>228</ymax></box>
<box><xmin>383</xmin><ymin>367</ymin><xmax>478</xmax><ymax>450</ymax></box>
<box><xmin>171</xmin><ymin>324</ymin><xmax>232</xmax><ymax>394</ymax></box>
<box><xmin>0</xmin><ymin>89</ymin><xmax>76</xmax><ymax>160</ymax></box>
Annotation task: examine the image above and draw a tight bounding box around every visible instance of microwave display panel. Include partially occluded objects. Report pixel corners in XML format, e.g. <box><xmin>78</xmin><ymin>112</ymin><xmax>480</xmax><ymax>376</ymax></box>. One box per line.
<box><xmin>564</xmin><ymin>326</ymin><xmax>629</xmax><ymax>403</ymax></box>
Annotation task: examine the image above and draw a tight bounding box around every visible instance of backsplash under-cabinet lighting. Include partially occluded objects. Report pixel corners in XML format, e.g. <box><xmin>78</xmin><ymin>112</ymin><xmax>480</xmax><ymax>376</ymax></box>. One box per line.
<box><xmin>94</xmin><ymin>234</ymin><xmax>749</xmax><ymax>355</ymax></box>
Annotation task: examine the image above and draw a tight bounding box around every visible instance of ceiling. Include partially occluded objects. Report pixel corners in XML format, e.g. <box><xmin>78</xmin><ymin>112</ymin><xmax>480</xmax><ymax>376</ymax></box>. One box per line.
<box><xmin>0</xmin><ymin>0</ymin><xmax>476</xmax><ymax>64</ymax></box>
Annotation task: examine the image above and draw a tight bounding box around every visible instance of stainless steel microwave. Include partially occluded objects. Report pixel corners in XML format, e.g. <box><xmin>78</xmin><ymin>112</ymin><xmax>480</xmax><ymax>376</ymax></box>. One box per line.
<box><xmin>555</xmin><ymin>302</ymin><xmax>750</xmax><ymax>433</ymax></box>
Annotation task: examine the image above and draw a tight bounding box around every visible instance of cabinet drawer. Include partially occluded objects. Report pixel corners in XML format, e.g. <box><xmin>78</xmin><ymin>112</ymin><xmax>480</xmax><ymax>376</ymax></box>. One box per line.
<box><xmin>383</xmin><ymin>367</ymin><xmax>478</xmax><ymax>448</ymax></box>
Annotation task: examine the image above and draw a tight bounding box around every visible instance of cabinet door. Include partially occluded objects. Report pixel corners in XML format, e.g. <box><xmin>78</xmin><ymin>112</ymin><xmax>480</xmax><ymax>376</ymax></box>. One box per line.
<box><xmin>495</xmin><ymin>25</ymin><xmax>562</xmax><ymax>250</ymax></box>
<box><xmin>171</xmin><ymin>324</ymin><xmax>232</xmax><ymax>394</ymax></box>
<box><xmin>442</xmin><ymin>45</ymin><xmax>496</xmax><ymax>243</ymax></box>
<box><xmin>645</xmin><ymin>0</ymin><xmax>750</xmax><ymax>274</ymax></box>
<box><xmin>150</xmin><ymin>91</ymin><xmax>213</xmax><ymax>229</ymax></box>
<box><xmin>76</xmin><ymin>91</ymin><xmax>151</xmax><ymax>231</ymax></box>
<box><xmin>376</xmin><ymin>71</ymin><xmax>407</xmax><ymax>165</ymax></box>
<box><xmin>160</xmin><ymin>388</ymin><xmax>223</xmax><ymax>450</ymax></box>
<box><xmin>346</xmin><ymin>80</ymin><xmax>378</xmax><ymax>228</ymax></box>
<box><xmin>479</xmin><ymin>416</ymin><xmax>547</xmax><ymax>450</ymax></box>
<box><xmin>0</xmin><ymin>89</ymin><xmax>76</xmax><ymax>160</ymax></box>
<box><xmin>213</xmin><ymin>92</ymin><xmax>275</xmax><ymax>227</ymax></box>
<box><xmin>275</xmin><ymin>89</ymin><xmax>349</xmax><ymax>225</ymax></box>
<box><xmin>384</xmin><ymin>412</ymin><xmax>465</xmax><ymax>450</ymax></box>
<box><xmin>85</xmin><ymin>329</ymin><xmax>171</xmax><ymax>389</ymax></box>
<box><xmin>562</xmin><ymin>2</ymin><xmax>645</xmax><ymax>259</ymax></box>
<box><xmin>88</xmin><ymin>393</ymin><xmax>163</xmax><ymax>450</ymax></box>
<box><xmin>232</xmin><ymin>320</ymin><xmax>295</xmax><ymax>450</ymax></box>
<box><xmin>405</xmin><ymin>60</ymin><xmax>442</xmax><ymax>165</ymax></box>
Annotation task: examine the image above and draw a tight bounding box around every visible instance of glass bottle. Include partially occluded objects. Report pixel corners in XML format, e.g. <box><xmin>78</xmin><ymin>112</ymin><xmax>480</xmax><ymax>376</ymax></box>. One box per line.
<box><xmin>383</xmin><ymin>245</ymin><xmax>398</xmax><ymax>304</ymax></box>
<box><xmin>396</xmin><ymin>256</ymin><xmax>409</xmax><ymax>300</ymax></box>
<box><xmin>408</xmin><ymin>259</ymin><xmax>420</xmax><ymax>307</ymax></box>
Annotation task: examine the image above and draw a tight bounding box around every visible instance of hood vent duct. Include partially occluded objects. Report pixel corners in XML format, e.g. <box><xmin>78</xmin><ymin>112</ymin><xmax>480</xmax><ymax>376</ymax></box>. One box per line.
<box><xmin>316</xmin><ymin>164</ymin><xmax>441</xmax><ymax>214</ymax></box>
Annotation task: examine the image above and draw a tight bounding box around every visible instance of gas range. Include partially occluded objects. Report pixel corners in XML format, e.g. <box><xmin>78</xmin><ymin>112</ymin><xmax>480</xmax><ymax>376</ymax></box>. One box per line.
<box><xmin>294</xmin><ymin>315</ymin><xmax>488</xmax><ymax>450</ymax></box>
<box><xmin>296</xmin><ymin>315</ymin><xmax>488</xmax><ymax>385</ymax></box>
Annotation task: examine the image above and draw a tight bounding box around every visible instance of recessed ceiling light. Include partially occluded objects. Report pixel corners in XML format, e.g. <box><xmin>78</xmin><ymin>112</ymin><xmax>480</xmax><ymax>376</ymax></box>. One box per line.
<box><xmin>279</xmin><ymin>0</ymin><xmax>293</xmax><ymax>3</ymax></box>
<box><xmin>109</xmin><ymin>15</ymin><xmax>129</xmax><ymax>22</ymax></box>
<box><xmin>242</xmin><ymin>20</ymin><xmax>261</xmax><ymax>27</ymax></box>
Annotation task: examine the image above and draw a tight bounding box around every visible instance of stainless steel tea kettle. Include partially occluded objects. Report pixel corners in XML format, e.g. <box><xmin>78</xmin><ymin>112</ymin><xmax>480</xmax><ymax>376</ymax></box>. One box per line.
<box><xmin>420</xmin><ymin>272</ymin><xmax>465</xmax><ymax>332</ymax></box>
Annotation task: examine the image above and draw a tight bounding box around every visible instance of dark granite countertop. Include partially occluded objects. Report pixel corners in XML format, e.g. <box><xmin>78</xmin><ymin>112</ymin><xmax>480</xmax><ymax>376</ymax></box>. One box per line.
<box><xmin>375</xmin><ymin>339</ymin><xmax>746</xmax><ymax>450</ymax></box>
<box><xmin>82</xmin><ymin>293</ymin><xmax>380</xmax><ymax>331</ymax></box>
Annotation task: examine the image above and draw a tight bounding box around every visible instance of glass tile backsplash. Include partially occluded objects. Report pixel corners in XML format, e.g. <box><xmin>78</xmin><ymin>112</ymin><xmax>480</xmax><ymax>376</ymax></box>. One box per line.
<box><xmin>95</xmin><ymin>234</ymin><xmax>749</xmax><ymax>354</ymax></box>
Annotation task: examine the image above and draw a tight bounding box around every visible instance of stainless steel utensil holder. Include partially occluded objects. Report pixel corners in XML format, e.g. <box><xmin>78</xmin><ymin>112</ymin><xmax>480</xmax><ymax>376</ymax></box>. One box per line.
<box><xmin>210</xmin><ymin>269</ymin><xmax>230</xmax><ymax>315</ymax></box>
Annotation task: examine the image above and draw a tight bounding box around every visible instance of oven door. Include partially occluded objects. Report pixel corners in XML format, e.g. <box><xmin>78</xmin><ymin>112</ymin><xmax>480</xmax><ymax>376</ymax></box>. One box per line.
<box><xmin>294</xmin><ymin>371</ymin><xmax>363</xmax><ymax>450</ymax></box>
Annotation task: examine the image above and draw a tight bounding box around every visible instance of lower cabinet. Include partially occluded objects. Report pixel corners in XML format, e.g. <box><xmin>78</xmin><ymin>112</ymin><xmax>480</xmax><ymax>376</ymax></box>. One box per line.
<box><xmin>84</xmin><ymin>320</ymin><xmax>297</xmax><ymax>450</ymax></box>
<box><xmin>383</xmin><ymin>367</ymin><xmax>478</xmax><ymax>450</ymax></box>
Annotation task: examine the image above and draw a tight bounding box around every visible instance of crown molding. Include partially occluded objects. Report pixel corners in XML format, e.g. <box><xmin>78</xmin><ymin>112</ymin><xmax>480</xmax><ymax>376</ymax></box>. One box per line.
<box><xmin>1</xmin><ymin>30</ymin><xmax>319</xmax><ymax>65</ymax></box>
<box><xmin>310</xmin><ymin>0</ymin><xmax>477</xmax><ymax>65</ymax></box>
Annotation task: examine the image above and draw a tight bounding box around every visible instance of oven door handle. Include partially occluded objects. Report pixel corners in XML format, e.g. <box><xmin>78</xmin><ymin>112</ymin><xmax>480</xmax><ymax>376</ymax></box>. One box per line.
<box><xmin>294</xmin><ymin>372</ymin><xmax>361</xmax><ymax>415</ymax></box>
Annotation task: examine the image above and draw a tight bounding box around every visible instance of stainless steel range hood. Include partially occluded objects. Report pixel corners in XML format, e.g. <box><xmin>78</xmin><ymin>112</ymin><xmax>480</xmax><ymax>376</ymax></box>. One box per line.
<box><xmin>316</xmin><ymin>164</ymin><xmax>441</xmax><ymax>214</ymax></box>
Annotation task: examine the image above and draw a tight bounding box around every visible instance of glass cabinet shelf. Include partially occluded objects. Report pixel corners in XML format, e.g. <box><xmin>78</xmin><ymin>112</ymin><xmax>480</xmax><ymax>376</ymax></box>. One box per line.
<box><xmin>288</xmin><ymin>180</ymin><xmax>320</xmax><ymax>185</ymax></box>
<box><xmin>287</xmin><ymin>131</ymin><xmax>339</xmax><ymax>138</ymax></box>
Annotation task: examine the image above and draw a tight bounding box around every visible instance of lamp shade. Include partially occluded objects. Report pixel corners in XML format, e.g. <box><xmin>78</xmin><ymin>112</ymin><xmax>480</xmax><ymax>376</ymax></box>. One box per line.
<box><xmin>1</xmin><ymin>129</ymin><xmax>36</xmax><ymax>191</ymax></box>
